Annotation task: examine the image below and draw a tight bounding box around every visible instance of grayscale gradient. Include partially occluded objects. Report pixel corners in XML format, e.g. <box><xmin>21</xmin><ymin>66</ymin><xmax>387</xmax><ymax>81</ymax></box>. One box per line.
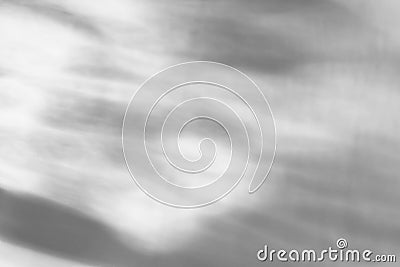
<box><xmin>0</xmin><ymin>0</ymin><xmax>399</xmax><ymax>266</ymax></box>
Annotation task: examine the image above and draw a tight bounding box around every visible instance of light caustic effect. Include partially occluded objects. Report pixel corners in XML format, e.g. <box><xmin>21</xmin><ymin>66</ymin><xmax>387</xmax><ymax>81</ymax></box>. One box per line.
<box><xmin>122</xmin><ymin>61</ymin><xmax>276</xmax><ymax>208</ymax></box>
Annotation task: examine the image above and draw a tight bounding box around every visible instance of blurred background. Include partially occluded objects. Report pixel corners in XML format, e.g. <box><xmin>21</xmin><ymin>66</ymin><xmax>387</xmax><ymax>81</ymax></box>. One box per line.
<box><xmin>0</xmin><ymin>0</ymin><xmax>399</xmax><ymax>266</ymax></box>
